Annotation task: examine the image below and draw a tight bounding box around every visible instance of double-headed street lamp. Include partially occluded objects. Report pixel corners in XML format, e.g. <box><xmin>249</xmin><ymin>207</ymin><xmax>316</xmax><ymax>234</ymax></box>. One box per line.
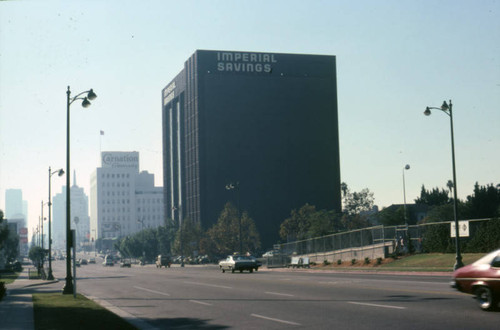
<box><xmin>63</xmin><ymin>86</ymin><xmax>97</xmax><ymax>295</ymax></box>
<box><xmin>424</xmin><ymin>100</ymin><xmax>463</xmax><ymax>270</ymax></box>
<box><xmin>48</xmin><ymin>167</ymin><xmax>64</xmax><ymax>280</ymax></box>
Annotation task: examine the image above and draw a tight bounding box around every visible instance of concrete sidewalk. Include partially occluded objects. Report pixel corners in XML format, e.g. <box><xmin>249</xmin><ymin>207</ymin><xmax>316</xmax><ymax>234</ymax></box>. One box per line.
<box><xmin>0</xmin><ymin>267</ymin><xmax>59</xmax><ymax>330</ymax></box>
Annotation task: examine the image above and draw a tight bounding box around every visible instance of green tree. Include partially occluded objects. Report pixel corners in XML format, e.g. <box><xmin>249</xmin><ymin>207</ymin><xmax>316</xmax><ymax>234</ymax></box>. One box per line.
<box><xmin>307</xmin><ymin>210</ymin><xmax>342</xmax><ymax>237</ymax></box>
<box><xmin>464</xmin><ymin>183</ymin><xmax>500</xmax><ymax>219</ymax></box>
<box><xmin>414</xmin><ymin>185</ymin><xmax>450</xmax><ymax>206</ymax></box>
<box><xmin>173</xmin><ymin>218</ymin><xmax>203</xmax><ymax>257</ymax></box>
<box><xmin>378</xmin><ymin>206</ymin><xmax>405</xmax><ymax>226</ymax></box>
<box><xmin>279</xmin><ymin>204</ymin><xmax>317</xmax><ymax>241</ymax></box>
<box><xmin>207</xmin><ymin>202</ymin><xmax>261</xmax><ymax>256</ymax></box>
<box><xmin>28</xmin><ymin>246</ymin><xmax>46</xmax><ymax>268</ymax></box>
<box><xmin>465</xmin><ymin>218</ymin><xmax>500</xmax><ymax>252</ymax></box>
<box><xmin>1</xmin><ymin>210</ymin><xmax>20</xmax><ymax>263</ymax></box>
<box><xmin>421</xmin><ymin>222</ymin><xmax>453</xmax><ymax>253</ymax></box>
<box><xmin>343</xmin><ymin>187</ymin><xmax>375</xmax><ymax>216</ymax></box>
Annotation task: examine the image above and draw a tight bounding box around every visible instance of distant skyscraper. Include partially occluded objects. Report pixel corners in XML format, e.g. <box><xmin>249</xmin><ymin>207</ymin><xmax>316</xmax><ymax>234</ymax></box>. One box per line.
<box><xmin>5</xmin><ymin>189</ymin><xmax>24</xmax><ymax>219</ymax></box>
<box><xmin>162</xmin><ymin>50</ymin><xmax>341</xmax><ymax>248</ymax></box>
<box><xmin>52</xmin><ymin>172</ymin><xmax>90</xmax><ymax>249</ymax></box>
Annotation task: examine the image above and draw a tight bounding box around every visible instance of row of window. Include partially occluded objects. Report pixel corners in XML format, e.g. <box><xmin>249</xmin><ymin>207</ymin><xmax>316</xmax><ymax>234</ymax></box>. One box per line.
<box><xmin>102</xmin><ymin>182</ymin><xmax>130</xmax><ymax>188</ymax></box>
<box><xmin>101</xmin><ymin>173</ymin><xmax>131</xmax><ymax>179</ymax></box>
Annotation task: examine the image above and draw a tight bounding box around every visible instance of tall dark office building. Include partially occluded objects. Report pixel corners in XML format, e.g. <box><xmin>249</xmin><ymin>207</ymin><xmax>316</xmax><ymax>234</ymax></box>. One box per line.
<box><xmin>162</xmin><ymin>50</ymin><xmax>341</xmax><ymax>249</ymax></box>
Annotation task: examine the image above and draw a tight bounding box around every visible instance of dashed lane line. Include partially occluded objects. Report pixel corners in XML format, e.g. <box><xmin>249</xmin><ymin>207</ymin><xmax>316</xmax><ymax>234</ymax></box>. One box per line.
<box><xmin>251</xmin><ymin>313</ymin><xmax>301</xmax><ymax>326</ymax></box>
<box><xmin>184</xmin><ymin>281</ymin><xmax>232</xmax><ymax>289</ymax></box>
<box><xmin>133</xmin><ymin>286</ymin><xmax>170</xmax><ymax>296</ymax></box>
<box><xmin>348</xmin><ymin>301</ymin><xmax>407</xmax><ymax>310</ymax></box>
<box><xmin>265</xmin><ymin>291</ymin><xmax>295</xmax><ymax>297</ymax></box>
<box><xmin>189</xmin><ymin>300</ymin><xmax>213</xmax><ymax>306</ymax></box>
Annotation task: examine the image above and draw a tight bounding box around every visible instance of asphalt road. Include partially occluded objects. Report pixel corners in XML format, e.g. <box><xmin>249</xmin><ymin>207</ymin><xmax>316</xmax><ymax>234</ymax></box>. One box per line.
<box><xmin>50</xmin><ymin>257</ymin><xmax>498</xmax><ymax>329</ymax></box>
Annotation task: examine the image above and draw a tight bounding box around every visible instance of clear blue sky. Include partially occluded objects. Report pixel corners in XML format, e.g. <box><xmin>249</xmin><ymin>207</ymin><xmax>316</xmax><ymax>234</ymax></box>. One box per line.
<box><xmin>1</xmin><ymin>0</ymin><xmax>499</xmax><ymax>236</ymax></box>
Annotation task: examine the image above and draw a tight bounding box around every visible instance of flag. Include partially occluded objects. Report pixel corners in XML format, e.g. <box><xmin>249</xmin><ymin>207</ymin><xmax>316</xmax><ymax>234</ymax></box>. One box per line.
<box><xmin>100</xmin><ymin>130</ymin><xmax>104</xmax><ymax>135</ymax></box>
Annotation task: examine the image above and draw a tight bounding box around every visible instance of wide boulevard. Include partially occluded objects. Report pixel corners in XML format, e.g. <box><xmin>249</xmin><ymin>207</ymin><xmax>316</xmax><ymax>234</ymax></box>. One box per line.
<box><xmin>50</xmin><ymin>257</ymin><xmax>498</xmax><ymax>329</ymax></box>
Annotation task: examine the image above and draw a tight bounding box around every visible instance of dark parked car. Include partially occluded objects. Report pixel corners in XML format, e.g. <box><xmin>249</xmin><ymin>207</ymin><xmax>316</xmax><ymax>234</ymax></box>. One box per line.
<box><xmin>120</xmin><ymin>259</ymin><xmax>132</xmax><ymax>268</ymax></box>
<box><xmin>452</xmin><ymin>249</ymin><xmax>500</xmax><ymax>311</ymax></box>
<box><xmin>219</xmin><ymin>255</ymin><xmax>259</xmax><ymax>273</ymax></box>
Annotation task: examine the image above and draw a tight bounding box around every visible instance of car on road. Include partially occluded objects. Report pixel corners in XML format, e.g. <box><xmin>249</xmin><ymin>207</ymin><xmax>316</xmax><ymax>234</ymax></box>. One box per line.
<box><xmin>120</xmin><ymin>259</ymin><xmax>132</xmax><ymax>268</ymax></box>
<box><xmin>452</xmin><ymin>249</ymin><xmax>500</xmax><ymax>311</ymax></box>
<box><xmin>89</xmin><ymin>258</ymin><xmax>96</xmax><ymax>264</ymax></box>
<box><xmin>80</xmin><ymin>258</ymin><xmax>88</xmax><ymax>265</ymax></box>
<box><xmin>156</xmin><ymin>255</ymin><xmax>172</xmax><ymax>268</ymax></box>
<box><xmin>219</xmin><ymin>255</ymin><xmax>259</xmax><ymax>273</ymax></box>
<box><xmin>103</xmin><ymin>255</ymin><xmax>114</xmax><ymax>266</ymax></box>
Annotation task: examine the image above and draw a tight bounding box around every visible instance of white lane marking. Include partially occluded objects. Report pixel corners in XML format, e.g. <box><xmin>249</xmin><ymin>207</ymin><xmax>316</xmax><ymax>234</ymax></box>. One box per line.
<box><xmin>189</xmin><ymin>300</ymin><xmax>213</xmax><ymax>306</ymax></box>
<box><xmin>87</xmin><ymin>295</ymin><xmax>161</xmax><ymax>330</ymax></box>
<box><xmin>265</xmin><ymin>291</ymin><xmax>295</xmax><ymax>297</ymax></box>
<box><xmin>184</xmin><ymin>281</ymin><xmax>232</xmax><ymax>289</ymax></box>
<box><xmin>348</xmin><ymin>301</ymin><xmax>406</xmax><ymax>310</ymax></box>
<box><xmin>134</xmin><ymin>286</ymin><xmax>170</xmax><ymax>296</ymax></box>
<box><xmin>251</xmin><ymin>313</ymin><xmax>301</xmax><ymax>326</ymax></box>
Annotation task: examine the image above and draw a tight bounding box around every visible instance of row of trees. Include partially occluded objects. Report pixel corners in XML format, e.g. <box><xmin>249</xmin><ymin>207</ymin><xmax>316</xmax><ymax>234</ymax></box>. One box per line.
<box><xmin>115</xmin><ymin>202</ymin><xmax>261</xmax><ymax>261</ymax></box>
<box><xmin>112</xmin><ymin>180</ymin><xmax>500</xmax><ymax>258</ymax></box>
<box><xmin>378</xmin><ymin>182</ymin><xmax>500</xmax><ymax>226</ymax></box>
<box><xmin>279</xmin><ymin>184</ymin><xmax>375</xmax><ymax>241</ymax></box>
<box><xmin>278</xmin><ymin>181</ymin><xmax>500</xmax><ymax>244</ymax></box>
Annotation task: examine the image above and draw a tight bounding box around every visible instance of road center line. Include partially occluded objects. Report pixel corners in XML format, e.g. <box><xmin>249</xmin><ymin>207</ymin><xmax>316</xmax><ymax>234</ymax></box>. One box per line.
<box><xmin>251</xmin><ymin>313</ymin><xmax>301</xmax><ymax>326</ymax></box>
<box><xmin>184</xmin><ymin>281</ymin><xmax>232</xmax><ymax>289</ymax></box>
<box><xmin>265</xmin><ymin>291</ymin><xmax>294</xmax><ymax>297</ymax></box>
<box><xmin>348</xmin><ymin>301</ymin><xmax>406</xmax><ymax>310</ymax></box>
<box><xmin>134</xmin><ymin>286</ymin><xmax>170</xmax><ymax>296</ymax></box>
<box><xmin>189</xmin><ymin>300</ymin><xmax>213</xmax><ymax>306</ymax></box>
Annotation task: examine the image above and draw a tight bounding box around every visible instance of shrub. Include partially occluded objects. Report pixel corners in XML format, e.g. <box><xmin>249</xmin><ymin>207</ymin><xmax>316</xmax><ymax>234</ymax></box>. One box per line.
<box><xmin>376</xmin><ymin>257</ymin><xmax>383</xmax><ymax>265</ymax></box>
<box><xmin>351</xmin><ymin>258</ymin><xmax>357</xmax><ymax>265</ymax></box>
<box><xmin>323</xmin><ymin>259</ymin><xmax>330</xmax><ymax>266</ymax></box>
<box><xmin>337</xmin><ymin>259</ymin><xmax>342</xmax><ymax>265</ymax></box>
<box><xmin>364</xmin><ymin>257</ymin><xmax>370</xmax><ymax>264</ymax></box>
<box><xmin>0</xmin><ymin>282</ymin><xmax>5</xmax><ymax>301</ymax></box>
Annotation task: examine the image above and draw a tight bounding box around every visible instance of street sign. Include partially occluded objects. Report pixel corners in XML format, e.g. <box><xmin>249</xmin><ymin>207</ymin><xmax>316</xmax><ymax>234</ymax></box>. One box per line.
<box><xmin>450</xmin><ymin>220</ymin><xmax>469</xmax><ymax>237</ymax></box>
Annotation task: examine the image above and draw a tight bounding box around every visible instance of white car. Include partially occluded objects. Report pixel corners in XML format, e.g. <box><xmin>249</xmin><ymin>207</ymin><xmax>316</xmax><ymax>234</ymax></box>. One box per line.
<box><xmin>219</xmin><ymin>255</ymin><xmax>259</xmax><ymax>273</ymax></box>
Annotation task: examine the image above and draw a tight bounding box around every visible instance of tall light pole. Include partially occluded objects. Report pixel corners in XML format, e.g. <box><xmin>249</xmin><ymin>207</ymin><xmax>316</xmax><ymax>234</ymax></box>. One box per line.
<box><xmin>48</xmin><ymin>167</ymin><xmax>64</xmax><ymax>280</ymax></box>
<box><xmin>137</xmin><ymin>219</ymin><xmax>146</xmax><ymax>263</ymax></box>
<box><xmin>424</xmin><ymin>100</ymin><xmax>463</xmax><ymax>270</ymax></box>
<box><xmin>63</xmin><ymin>86</ymin><xmax>97</xmax><ymax>295</ymax></box>
<box><xmin>403</xmin><ymin>164</ymin><xmax>410</xmax><ymax>227</ymax></box>
<box><xmin>226</xmin><ymin>182</ymin><xmax>241</xmax><ymax>254</ymax></box>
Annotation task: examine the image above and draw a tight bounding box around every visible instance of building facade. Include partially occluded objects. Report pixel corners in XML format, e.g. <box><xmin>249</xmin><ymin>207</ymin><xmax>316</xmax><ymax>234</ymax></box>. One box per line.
<box><xmin>162</xmin><ymin>50</ymin><xmax>341</xmax><ymax>249</ymax></box>
<box><xmin>90</xmin><ymin>152</ymin><xmax>164</xmax><ymax>243</ymax></box>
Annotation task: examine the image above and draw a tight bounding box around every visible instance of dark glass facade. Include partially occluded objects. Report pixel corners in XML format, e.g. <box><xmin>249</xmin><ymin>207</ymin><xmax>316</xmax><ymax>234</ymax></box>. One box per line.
<box><xmin>162</xmin><ymin>50</ymin><xmax>341</xmax><ymax>249</ymax></box>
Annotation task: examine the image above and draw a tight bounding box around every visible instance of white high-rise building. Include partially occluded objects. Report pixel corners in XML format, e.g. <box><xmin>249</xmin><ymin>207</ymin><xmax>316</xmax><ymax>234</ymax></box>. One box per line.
<box><xmin>90</xmin><ymin>152</ymin><xmax>164</xmax><ymax>242</ymax></box>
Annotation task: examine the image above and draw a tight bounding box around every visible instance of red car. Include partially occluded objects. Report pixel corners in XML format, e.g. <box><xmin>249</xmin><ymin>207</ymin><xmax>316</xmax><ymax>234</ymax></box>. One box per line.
<box><xmin>452</xmin><ymin>249</ymin><xmax>500</xmax><ymax>311</ymax></box>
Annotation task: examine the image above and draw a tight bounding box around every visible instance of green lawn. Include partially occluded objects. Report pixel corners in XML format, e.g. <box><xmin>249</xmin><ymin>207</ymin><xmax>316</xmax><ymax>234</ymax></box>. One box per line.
<box><xmin>0</xmin><ymin>271</ymin><xmax>20</xmax><ymax>285</ymax></box>
<box><xmin>379</xmin><ymin>253</ymin><xmax>485</xmax><ymax>271</ymax></box>
<box><xmin>33</xmin><ymin>293</ymin><xmax>138</xmax><ymax>330</ymax></box>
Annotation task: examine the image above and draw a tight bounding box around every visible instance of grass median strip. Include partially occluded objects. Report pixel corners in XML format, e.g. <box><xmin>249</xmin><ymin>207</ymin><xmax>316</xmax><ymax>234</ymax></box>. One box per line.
<box><xmin>33</xmin><ymin>293</ymin><xmax>138</xmax><ymax>330</ymax></box>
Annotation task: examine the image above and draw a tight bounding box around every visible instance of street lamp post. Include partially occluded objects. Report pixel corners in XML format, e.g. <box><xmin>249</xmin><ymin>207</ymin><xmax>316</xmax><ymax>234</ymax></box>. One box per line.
<box><xmin>225</xmin><ymin>182</ymin><xmax>242</xmax><ymax>254</ymax></box>
<box><xmin>63</xmin><ymin>86</ymin><xmax>97</xmax><ymax>295</ymax></box>
<box><xmin>403</xmin><ymin>164</ymin><xmax>410</xmax><ymax>227</ymax></box>
<box><xmin>424</xmin><ymin>100</ymin><xmax>463</xmax><ymax>270</ymax></box>
<box><xmin>48</xmin><ymin>167</ymin><xmax>65</xmax><ymax>280</ymax></box>
<box><xmin>137</xmin><ymin>219</ymin><xmax>146</xmax><ymax>264</ymax></box>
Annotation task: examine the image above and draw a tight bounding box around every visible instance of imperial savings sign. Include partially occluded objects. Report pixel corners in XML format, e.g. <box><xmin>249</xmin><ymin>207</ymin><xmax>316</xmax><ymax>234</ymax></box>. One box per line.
<box><xmin>101</xmin><ymin>152</ymin><xmax>139</xmax><ymax>169</ymax></box>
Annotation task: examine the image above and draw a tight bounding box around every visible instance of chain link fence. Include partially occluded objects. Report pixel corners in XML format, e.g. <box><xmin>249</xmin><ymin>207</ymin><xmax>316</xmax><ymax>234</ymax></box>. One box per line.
<box><xmin>267</xmin><ymin>218</ymin><xmax>491</xmax><ymax>267</ymax></box>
